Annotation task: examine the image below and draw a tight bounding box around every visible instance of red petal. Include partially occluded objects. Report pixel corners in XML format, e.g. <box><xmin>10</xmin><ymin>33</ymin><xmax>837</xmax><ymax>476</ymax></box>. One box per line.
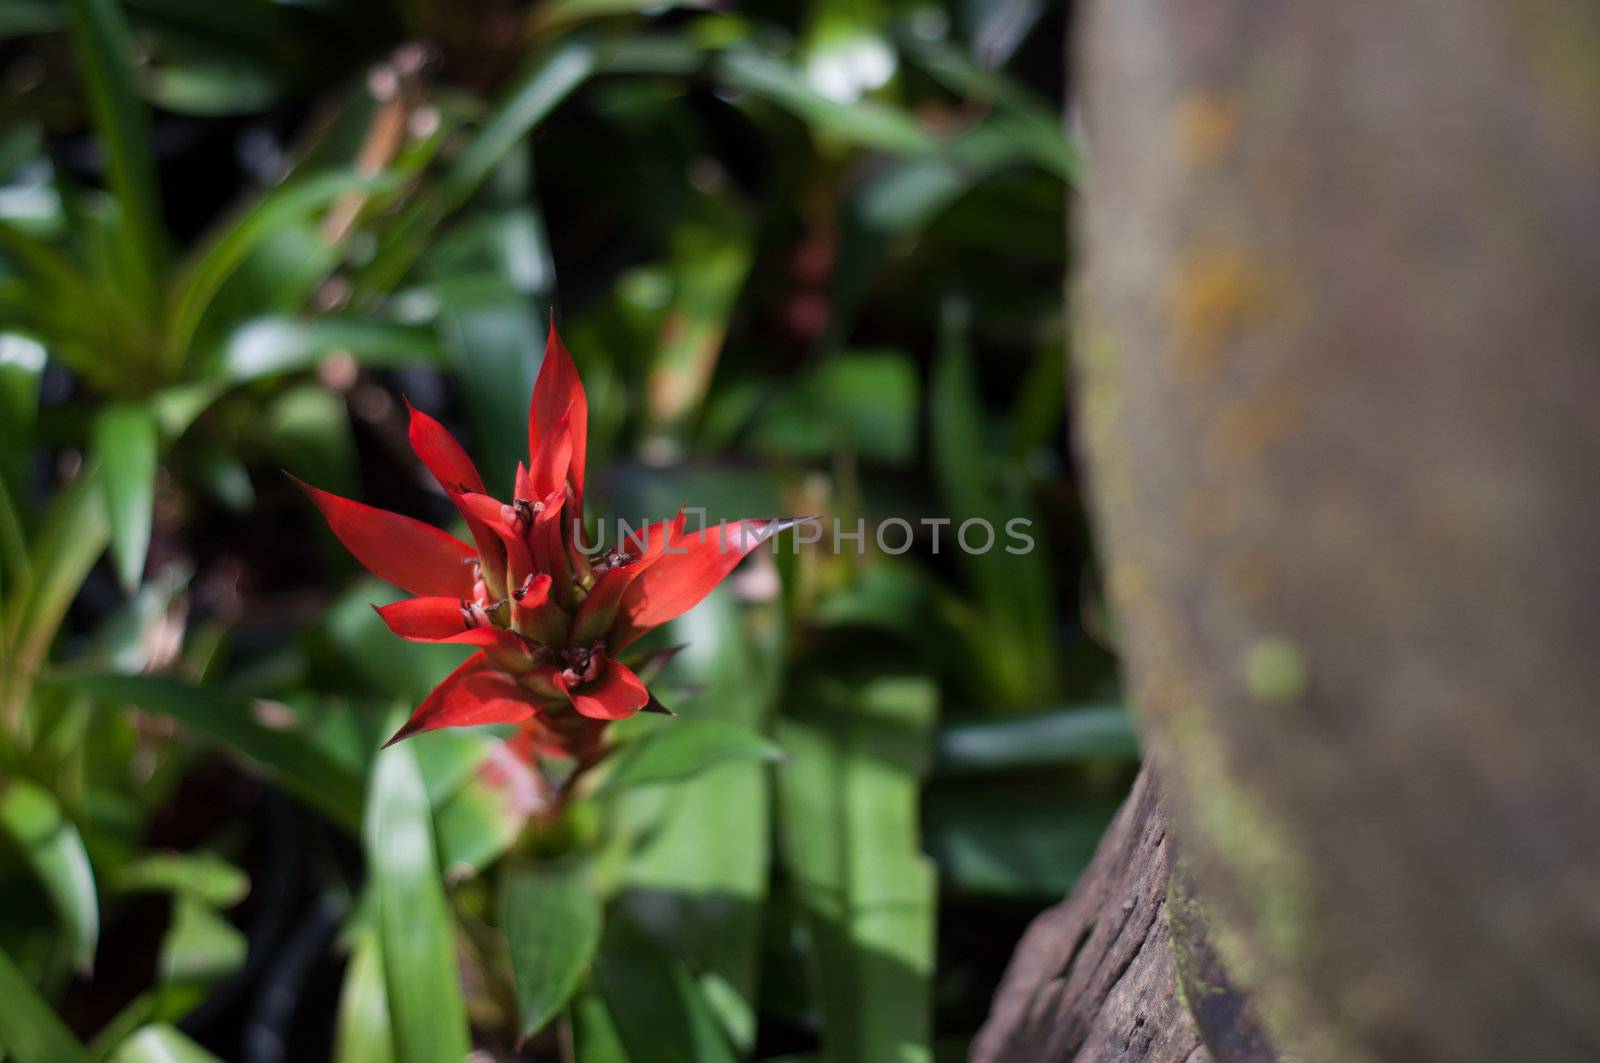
<box><xmin>530</xmin><ymin>319</ymin><xmax>588</xmax><ymax>507</ymax></box>
<box><xmin>406</xmin><ymin>400</ymin><xmax>485</xmax><ymax>496</ymax></box>
<box><xmin>529</xmin><ymin>403</ymin><xmax>574</xmax><ymax>503</ymax></box>
<box><xmin>384</xmin><ymin>653</ymin><xmax>539</xmax><ymax>745</ymax></box>
<box><xmin>292</xmin><ymin>475</ymin><xmax>476</xmax><ymax>598</ymax></box>
<box><xmin>373</xmin><ymin>598</ymin><xmax>529</xmax><ymax>655</ymax></box>
<box><xmin>555</xmin><ymin>657</ymin><xmax>650</xmax><ymax>721</ymax></box>
<box><xmin>613</xmin><ymin>519</ymin><xmax>778</xmax><ymax>646</ymax></box>
<box><xmin>458</xmin><ymin>491</ymin><xmax>537</xmax><ymax>586</ymax></box>
<box><xmin>570</xmin><ymin>512</ymin><xmax>683</xmax><ymax>643</ymax></box>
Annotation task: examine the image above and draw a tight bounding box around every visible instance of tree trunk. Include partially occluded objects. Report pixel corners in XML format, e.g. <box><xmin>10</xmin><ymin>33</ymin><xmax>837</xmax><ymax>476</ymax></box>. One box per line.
<box><xmin>986</xmin><ymin>0</ymin><xmax>1600</xmax><ymax>1058</ymax></box>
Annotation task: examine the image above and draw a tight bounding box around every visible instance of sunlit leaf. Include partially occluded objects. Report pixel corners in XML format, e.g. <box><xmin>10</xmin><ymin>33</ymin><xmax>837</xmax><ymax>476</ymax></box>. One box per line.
<box><xmin>610</xmin><ymin>588</ymin><xmax>780</xmax><ymax>1051</ymax></box>
<box><xmin>775</xmin><ymin>664</ymin><xmax>938</xmax><ymax>1063</ymax></box>
<box><xmin>220</xmin><ymin>315</ymin><xmax>444</xmax><ymax>384</ymax></box>
<box><xmin>106</xmin><ymin>1024</ymin><xmax>222</xmax><ymax>1063</ymax></box>
<box><xmin>114</xmin><ymin>852</ymin><xmax>249</xmax><ymax>908</ymax></box>
<box><xmin>158</xmin><ymin>896</ymin><xmax>246</xmax><ymax>986</ymax></box>
<box><xmin>363</xmin><ymin>742</ymin><xmax>470</xmax><ymax>1063</ymax></box>
<box><xmin>332</xmin><ymin>924</ymin><xmax>395</xmax><ymax>1063</ymax></box>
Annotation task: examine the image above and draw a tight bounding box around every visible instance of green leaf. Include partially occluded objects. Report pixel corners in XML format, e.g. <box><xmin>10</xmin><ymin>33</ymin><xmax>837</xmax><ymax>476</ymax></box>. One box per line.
<box><xmin>599</xmin><ymin>718</ymin><xmax>783</xmax><ymax>795</ymax></box>
<box><xmin>361</xmin><ymin>45</ymin><xmax>594</xmax><ymax>291</ymax></box>
<box><xmin>94</xmin><ymin>403</ymin><xmax>158</xmax><ymax>591</ymax></box>
<box><xmin>114</xmin><ymin>852</ymin><xmax>249</xmax><ymax>907</ymax></box>
<box><xmin>168</xmin><ymin>171</ymin><xmax>392</xmax><ymax>367</ymax></box>
<box><xmin>753</xmin><ymin>350</ymin><xmax>919</xmax><ymax>465</ymax></box>
<box><xmin>221</xmin><ymin>315</ymin><xmax>444</xmax><ymax>383</ymax></box>
<box><xmin>440</xmin><ymin>44</ymin><xmax>595</xmax><ymax>210</ymax></box>
<box><xmin>434</xmin><ymin>287</ymin><xmax>541</xmax><ymax>494</ymax></box>
<box><xmin>433</xmin><ymin>745</ymin><xmax>540</xmax><ymax>880</ymax></box>
<box><xmin>158</xmin><ymin>896</ymin><xmax>246</xmax><ymax>986</ymax></box>
<box><xmin>84</xmin><ymin>986</ymin><xmax>206</xmax><ymax>1062</ymax></box>
<box><xmin>0</xmin><ymin>945</ymin><xmax>88</xmax><ymax>1063</ymax></box>
<box><xmin>715</xmin><ymin>46</ymin><xmax>936</xmax><ymax>156</ymax></box>
<box><xmin>333</xmin><ymin>925</ymin><xmax>395</xmax><ymax>1063</ymax></box>
<box><xmin>57</xmin><ymin>673</ymin><xmax>363</xmax><ymax>830</ymax></box>
<box><xmin>610</xmin><ymin>588</ymin><xmax>780</xmax><ymax>1052</ymax></box>
<box><xmin>569</xmin><ymin>990</ymin><xmax>629</xmax><ymax>1063</ymax></box>
<box><xmin>594</xmin><ymin>914</ymin><xmax>737</xmax><ymax>1063</ymax></box>
<box><xmin>774</xmin><ymin>666</ymin><xmax>938</xmax><ymax>1063</ymax></box>
<box><xmin>105</xmin><ymin>1024</ymin><xmax>222</xmax><ymax>1063</ymax></box>
<box><xmin>930</xmin><ymin>297</ymin><xmax>1059</xmax><ymax>706</ymax></box>
<box><xmin>65</xmin><ymin>0</ymin><xmax>166</xmax><ymax>310</ymax></box>
<box><xmin>1</xmin><ymin>465</ymin><xmax>108</xmax><ymax>729</ymax></box>
<box><xmin>934</xmin><ymin>705</ymin><xmax>1139</xmax><ymax>775</ymax></box>
<box><xmin>0</xmin><ymin>779</ymin><xmax>99</xmax><ymax>972</ymax></box>
<box><xmin>925</xmin><ymin>781</ymin><xmax>1122</xmax><ymax>897</ymax></box>
<box><xmin>363</xmin><ymin>742</ymin><xmax>470</xmax><ymax>1063</ymax></box>
<box><xmin>500</xmin><ymin>858</ymin><xmax>602</xmax><ymax>1038</ymax></box>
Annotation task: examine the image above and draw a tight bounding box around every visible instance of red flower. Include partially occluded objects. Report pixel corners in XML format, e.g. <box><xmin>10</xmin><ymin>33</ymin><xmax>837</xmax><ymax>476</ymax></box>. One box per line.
<box><xmin>296</xmin><ymin>322</ymin><xmax>786</xmax><ymax>750</ymax></box>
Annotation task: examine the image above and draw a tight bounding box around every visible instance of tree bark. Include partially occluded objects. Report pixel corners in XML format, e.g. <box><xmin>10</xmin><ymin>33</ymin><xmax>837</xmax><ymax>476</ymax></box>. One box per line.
<box><xmin>1055</xmin><ymin>0</ymin><xmax>1600</xmax><ymax>1060</ymax></box>
<box><xmin>973</xmin><ymin>767</ymin><xmax>1274</xmax><ymax>1063</ymax></box>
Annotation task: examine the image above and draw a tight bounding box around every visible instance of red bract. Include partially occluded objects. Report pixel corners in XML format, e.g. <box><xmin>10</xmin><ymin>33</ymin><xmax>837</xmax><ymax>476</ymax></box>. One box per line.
<box><xmin>297</xmin><ymin>322</ymin><xmax>786</xmax><ymax>751</ymax></box>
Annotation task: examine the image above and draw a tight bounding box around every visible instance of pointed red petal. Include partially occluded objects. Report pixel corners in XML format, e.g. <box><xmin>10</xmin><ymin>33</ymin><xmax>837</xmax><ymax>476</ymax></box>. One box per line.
<box><xmin>613</xmin><ymin>519</ymin><xmax>777</xmax><ymax>646</ymax></box>
<box><xmin>529</xmin><ymin>403</ymin><xmax>574</xmax><ymax>502</ymax></box>
<box><xmin>555</xmin><ymin>657</ymin><xmax>650</xmax><ymax>721</ymax></box>
<box><xmin>291</xmin><ymin>475</ymin><xmax>476</xmax><ymax>598</ymax></box>
<box><xmin>530</xmin><ymin>319</ymin><xmax>588</xmax><ymax>506</ymax></box>
<box><xmin>373</xmin><ymin>598</ymin><xmax>529</xmax><ymax>655</ymax></box>
<box><xmin>384</xmin><ymin>653</ymin><xmax>539</xmax><ymax>745</ymax></box>
<box><xmin>406</xmin><ymin>400</ymin><xmax>485</xmax><ymax>496</ymax></box>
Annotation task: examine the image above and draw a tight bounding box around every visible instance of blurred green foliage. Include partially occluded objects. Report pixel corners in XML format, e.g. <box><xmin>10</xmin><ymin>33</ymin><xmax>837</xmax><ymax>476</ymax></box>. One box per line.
<box><xmin>0</xmin><ymin>0</ymin><xmax>1137</xmax><ymax>1059</ymax></box>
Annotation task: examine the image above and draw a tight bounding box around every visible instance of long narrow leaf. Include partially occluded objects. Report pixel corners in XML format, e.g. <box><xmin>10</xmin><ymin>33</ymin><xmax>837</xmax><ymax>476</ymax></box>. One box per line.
<box><xmin>363</xmin><ymin>743</ymin><xmax>470</xmax><ymax>1063</ymax></box>
<box><xmin>934</xmin><ymin>704</ymin><xmax>1139</xmax><ymax>775</ymax></box>
<box><xmin>333</xmin><ymin>925</ymin><xmax>396</xmax><ymax>1063</ymax></box>
<box><xmin>0</xmin><ymin>945</ymin><xmax>89</xmax><ymax>1063</ymax></box>
<box><xmin>1</xmin><ymin>465</ymin><xmax>108</xmax><ymax>726</ymax></box>
<box><xmin>775</xmin><ymin>668</ymin><xmax>938</xmax><ymax>1063</ymax></box>
<box><xmin>94</xmin><ymin>403</ymin><xmax>158</xmax><ymax>591</ymax></box>
<box><xmin>0</xmin><ymin>779</ymin><xmax>99</xmax><ymax>972</ymax></box>
<box><xmin>612</xmin><ymin>588</ymin><xmax>779</xmax><ymax>1052</ymax></box>
<box><xmin>65</xmin><ymin>0</ymin><xmax>166</xmax><ymax>309</ymax></box>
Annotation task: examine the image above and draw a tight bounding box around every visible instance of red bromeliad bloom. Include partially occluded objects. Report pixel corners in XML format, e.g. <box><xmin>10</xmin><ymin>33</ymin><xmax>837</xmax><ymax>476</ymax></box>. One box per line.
<box><xmin>295</xmin><ymin>322</ymin><xmax>785</xmax><ymax>757</ymax></box>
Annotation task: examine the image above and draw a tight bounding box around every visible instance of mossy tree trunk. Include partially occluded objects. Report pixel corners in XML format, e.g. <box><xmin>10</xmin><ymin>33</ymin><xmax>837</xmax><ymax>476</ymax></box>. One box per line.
<box><xmin>983</xmin><ymin>0</ymin><xmax>1600</xmax><ymax>1059</ymax></box>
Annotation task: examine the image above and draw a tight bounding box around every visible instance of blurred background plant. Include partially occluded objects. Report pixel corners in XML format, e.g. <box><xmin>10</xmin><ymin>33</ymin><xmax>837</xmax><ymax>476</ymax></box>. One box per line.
<box><xmin>0</xmin><ymin>0</ymin><xmax>1137</xmax><ymax>1059</ymax></box>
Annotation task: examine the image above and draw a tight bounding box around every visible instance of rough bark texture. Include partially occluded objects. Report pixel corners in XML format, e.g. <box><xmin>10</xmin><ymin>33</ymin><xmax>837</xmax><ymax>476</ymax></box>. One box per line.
<box><xmin>1072</xmin><ymin>1</ymin><xmax>1600</xmax><ymax>1060</ymax></box>
<box><xmin>972</xmin><ymin>768</ymin><xmax>1211</xmax><ymax>1063</ymax></box>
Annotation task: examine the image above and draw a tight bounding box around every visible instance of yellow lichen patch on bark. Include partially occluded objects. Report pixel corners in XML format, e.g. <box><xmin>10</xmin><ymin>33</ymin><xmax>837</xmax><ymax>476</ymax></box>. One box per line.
<box><xmin>1177</xmin><ymin>91</ymin><xmax>1239</xmax><ymax>168</ymax></box>
<box><xmin>1170</xmin><ymin>249</ymin><xmax>1273</xmax><ymax>376</ymax></box>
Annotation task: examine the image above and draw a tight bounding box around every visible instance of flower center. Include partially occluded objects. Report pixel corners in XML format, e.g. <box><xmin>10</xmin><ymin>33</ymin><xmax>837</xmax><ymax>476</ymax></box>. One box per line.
<box><xmin>558</xmin><ymin>641</ymin><xmax>606</xmax><ymax>685</ymax></box>
<box><xmin>503</xmin><ymin>497</ymin><xmax>544</xmax><ymax>532</ymax></box>
<box><xmin>590</xmin><ymin>548</ymin><xmax>637</xmax><ymax>576</ymax></box>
